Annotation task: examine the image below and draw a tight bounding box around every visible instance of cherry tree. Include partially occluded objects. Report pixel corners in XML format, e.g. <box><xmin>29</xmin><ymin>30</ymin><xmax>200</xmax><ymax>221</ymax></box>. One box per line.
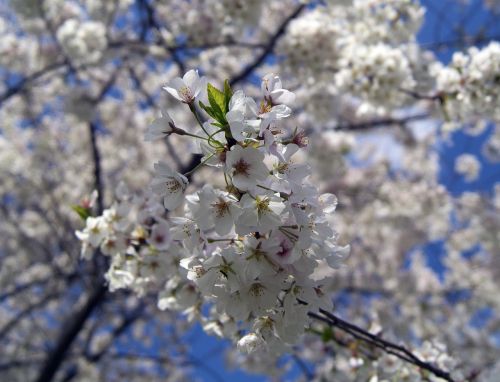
<box><xmin>1</xmin><ymin>0</ymin><xmax>499</xmax><ymax>381</ymax></box>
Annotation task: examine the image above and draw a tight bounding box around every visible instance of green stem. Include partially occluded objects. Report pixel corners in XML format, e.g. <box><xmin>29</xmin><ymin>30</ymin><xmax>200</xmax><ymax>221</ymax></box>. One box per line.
<box><xmin>189</xmin><ymin>103</ymin><xmax>211</xmax><ymax>137</ymax></box>
<box><xmin>182</xmin><ymin>131</ymin><xmax>209</xmax><ymax>140</ymax></box>
<box><xmin>207</xmin><ymin>128</ymin><xmax>226</xmax><ymax>148</ymax></box>
<box><xmin>223</xmin><ymin>172</ymin><xmax>230</xmax><ymax>188</ymax></box>
<box><xmin>183</xmin><ymin>153</ymin><xmax>215</xmax><ymax>177</ymax></box>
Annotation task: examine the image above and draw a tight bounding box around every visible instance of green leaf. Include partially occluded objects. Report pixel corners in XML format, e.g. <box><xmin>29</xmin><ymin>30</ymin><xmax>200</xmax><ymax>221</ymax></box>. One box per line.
<box><xmin>223</xmin><ymin>79</ymin><xmax>233</xmax><ymax>112</ymax></box>
<box><xmin>198</xmin><ymin>100</ymin><xmax>213</xmax><ymax>117</ymax></box>
<box><xmin>72</xmin><ymin>205</ymin><xmax>91</xmax><ymax>221</ymax></box>
<box><xmin>207</xmin><ymin>83</ymin><xmax>225</xmax><ymax>112</ymax></box>
<box><xmin>206</xmin><ymin>83</ymin><xmax>228</xmax><ymax>125</ymax></box>
<box><xmin>321</xmin><ymin>326</ymin><xmax>334</xmax><ymax>343</ymax></box>
<box><xmin>198</xmin><ymin>100</ymin><xmax>223</xmax><ymax>124</ymax></box>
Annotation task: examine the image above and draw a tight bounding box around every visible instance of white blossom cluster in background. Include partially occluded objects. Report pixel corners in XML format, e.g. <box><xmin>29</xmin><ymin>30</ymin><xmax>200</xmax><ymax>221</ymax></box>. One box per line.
<box><xmin>434</xmin><ymin>42</ymin><xmax>500</xmax><ymax>124</ymax></box>
<box><xmin>298</xmin><ymin>338</ymin><xmax>463</xmax><ymax>382</ymax></box>
<box><xmin>279</xmin><ymin>0</ymin><xmax>426</xmax><ymax>115</ymax></box>
<box><xmin>77</xmin><ymin>71</ymin><xmax>350</xmax><ymax>356</ymax></box>
<box><xmin>56</xmin><ymin>19</ymin><xmax>107</xmax><ymax>65</ymax></box>
<box><xmin>157</xmin><ymin>0</ymin><xmax>267</xmax><ymax>45</ymax></box>
<box><xmin>335</xmin><ymin>43</ymin><xmax>416</xmax><ymax>112</ymax></box>
<box><xmin>455</xmin><ymin>153</ymin><xmax>481</xmax><ymax>182</ymax></box>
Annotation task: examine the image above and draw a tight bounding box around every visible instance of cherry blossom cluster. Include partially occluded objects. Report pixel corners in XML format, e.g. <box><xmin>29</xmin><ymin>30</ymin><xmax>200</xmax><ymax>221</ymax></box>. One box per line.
<box><xmin>56</xmin><ymin>19</ymin><xmax>107</xmax><ymax>65</ymax></box>
<box><xmin>300</xmin><ymin>339</ymin><xmax>462</xmax><ymax>382</ymax></box>
<box><xmin>434</xmin><ymin>42</ymin><xmax>500</xmax><ymax>123</ymax></box>
<box><xmin>77</xmin><ymin>71</ymin><xmax>349</xmax><ymax>355</ymax></box>
<box><xmin>279</xmin><ymin>0</ymin><xmax>425</xmax><ymax>114</ymax></box>
<box><xmin>158</xmin><ymin>0</ymin><xmax>268</xmax><ymax>45</ymax></box>
<box><xmin>335</xmin><ymin>43</ymin><xmax>416</xmax><ymax>111</ymax></box>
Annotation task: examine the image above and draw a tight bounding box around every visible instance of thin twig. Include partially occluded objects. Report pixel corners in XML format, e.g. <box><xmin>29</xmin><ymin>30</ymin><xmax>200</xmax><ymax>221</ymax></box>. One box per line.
<box><xmin>308</xmin><ymin>309</ymin><xmax>456</xmax><ymax>382</ymax></box>
<box><xmin>0</xmin><ymin>61</ymin><xmax>66</xmax><ymax>106</ymax></box>
<box><xmin>334</xmin><ymin>113</ymin><xmax>430</xmax><ymax>131</ymax></box>
<box><xmin>229</xmin><ymin>4</ymin><xmax>305</xmax><ymax>86</ymax></box>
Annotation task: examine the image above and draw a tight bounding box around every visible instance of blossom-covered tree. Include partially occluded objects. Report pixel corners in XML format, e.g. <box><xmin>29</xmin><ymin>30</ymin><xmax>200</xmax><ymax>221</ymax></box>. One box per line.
<box><xmin>1</xmin><ymin>1</ymin><xmax>499</xmax><ymax>381</ymax></box>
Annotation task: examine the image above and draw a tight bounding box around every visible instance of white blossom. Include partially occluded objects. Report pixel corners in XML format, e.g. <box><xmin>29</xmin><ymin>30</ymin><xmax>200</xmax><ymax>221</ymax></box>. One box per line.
<box><xmin>225</xmin><ymin>146</ymin><xmax>269</xmax><ymax>191</ymax></box>
<box><xmin>151</xmin><ymin>161</ymin><xmax>189</xmax><ymax>210</ymax></box>
<box><xmin>163</xmin><ymin>69</ymin><xmax>206</xmax><ymax>104</ymax></box>
<box><xmin>144</xmin><ymin>110</ymin><xmax>176</xmax><ymax>141</ymax></box>
<box><xmin>455</xmin><ymin>153</ymin><xmax>481</xmax><ymax>182</ymax></box>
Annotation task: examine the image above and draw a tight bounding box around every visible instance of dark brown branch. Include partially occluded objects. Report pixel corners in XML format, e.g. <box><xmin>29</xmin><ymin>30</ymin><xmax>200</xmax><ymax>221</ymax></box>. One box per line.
<box><xmin>34</xmin><ymin>284</ymin><xmax>107</xmax><ymax>382</ymax></box>
<box><xmin>109</xmin><ymin>350</ymin><xmax>226</xmax><ymax>382</ymax></box>
<box><xmin>335</xmin><ymin>113</ymin><xmax>430</xmax><ymax>131</ymax></box>
<box><xmin>127</xmin><ymin>66</ymin><xmax>188</xmax><ymax>170</ymax></box>
<box><xmin>109</xmin><ymin>39</ymin><xmax>265</xmax><ymax>52</ymax></box>
<box><xmin>229</xmin><ymin>4</ymin><xmax>306</xmax><ymax>86</ymax></box>
<box><xmin>0</xmin><ymin>292</ymin><xmax>60</xmax><ymax>341</ymax></box>
<box><xmin>139</xmin><ymin>0</ymin><xmax>186</xmax><ymax>73</ymax></box>
<box><xmin>400</xmin><ymin>88</ymin><xmax>443</xmax><ymax>102</ymax></box>
<box><xmin>34</xmin><ymin>95</ymin><xmax>201</xmax><ymax>382</ymax></box>
<box><xmin>0</xmin><ymin>61</ymin><xmax>66</xmax><ymax>107</ymax></box>
<box><xmin>308</xmin><ymin>309</ymin><xmax>456</xmax><ymax>382</ymax></box>
<box><xmin>86</xmin><ymin>303</ymin><xmax>145</xmax><ymax>362</ymax></box>
<box><xmin>0</xmin><ymin>272</ymin><xmax>77</xmax><ymax>303</ymax></box>
<box><xmin>33</xmin><ymin>94</ymin><xmax>109</xmax><ymax>382</ymax></box>
<box><xmin>88</xmin><ymin>122</ymin><xmax>104</xmax><ymax>215</ymax></box>
<box><xmin>0</xmin><ymin>280</ymin><xmax>47</xmax><ymax>303</ymax></box>
<box><xmin>421</xmin><ymin>34</ymin><xmax>500</xmax><ymax>51</ymax></box>
<box><xmin>0</xmin><ymin>359</ymin><xmax>43</xmax><ymax>371</ymax></box>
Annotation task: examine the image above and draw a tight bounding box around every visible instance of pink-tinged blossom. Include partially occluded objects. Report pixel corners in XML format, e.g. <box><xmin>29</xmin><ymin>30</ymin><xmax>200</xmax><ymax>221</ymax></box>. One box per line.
<box><xmin>225</xmin><ymin>146</ymin><xmax>269</xmax><ymax>191</ymax></box>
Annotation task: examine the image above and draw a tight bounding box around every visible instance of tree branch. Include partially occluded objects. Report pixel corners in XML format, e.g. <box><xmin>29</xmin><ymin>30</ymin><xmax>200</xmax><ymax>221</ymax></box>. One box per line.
<box><xmin>308</xmin><ymin>309</ymin><xmax>456</xmax><ymax>382</ymax></box>
<box><xmin>139</xmin><ymin>0</ymin><xmax>186</xmax><ymax>73</ymax></box>
<box><xmin>89</xmin><ymin>122</ymin><xmax>104</xmax><ymax>215</ymax></box>
<box><xmin>33</xmin><ymin>110</ymin><xmax>108</xmax><ymax>382</ymax></box>
<box><xmin>34</xmin><ymin>284</ymin><xmax>107</xmax><ymax>382</ymax></box>
<box><xmin>335</xmin><ymin>113</ymin><xmax>430</xmax><ymax>131</ymax></box>
<box><xmin>0</xmin><ymin>61</ymin><xmax>66</xmax><ymax>107</ymax></box>
<box><xmin>229</xmin><ymin>4</ymin><xmax>305</xmax><ymax>86</ymax></box>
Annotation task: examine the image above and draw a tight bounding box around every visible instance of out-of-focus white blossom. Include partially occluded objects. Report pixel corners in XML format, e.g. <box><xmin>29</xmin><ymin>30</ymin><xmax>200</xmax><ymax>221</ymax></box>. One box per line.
<box><xmin>434</xmin><ymin>42</ymin><xmax>500</xmax><ymax>122</ymax></box>
<box><xmin>455</xmin><ymin>153</ymin><xmax>481</xmax><ymax>182</ymax></box>
<box><xmin>56</xmin><ymin>18</ymin><xmax>107</xmax><ymax>64</ymax></box>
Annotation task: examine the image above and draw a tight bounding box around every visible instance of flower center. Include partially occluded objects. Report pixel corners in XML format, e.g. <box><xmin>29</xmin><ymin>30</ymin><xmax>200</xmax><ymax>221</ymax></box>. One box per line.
<box><xmin>233</xmin><ymin>158</ymin><xmax>251</xmax><ymax>176</ymax></box>
<box><xmin>276</xmin><ymin>162</ymin><xmax>289</xmax><ymax>174</ymax></box>
<box><xmin>193</xmin><ymin>265</ymin><xmax>206</xmax><ymax>278</ymax></box>
<box><xmin>212</xmin><ymin>198</ymin><xmax>231</xmax><ymax>218</ymax></box>
<box><xmin>276</xmin><ymin>239</ymin><xmax>292</xmax><ymax>258</ymax></box>
<box><xmin>165</xmin><ymin>179</ymin><xmax>182</xmax><ymax>193</ymax></box>
<box><xmin>179</xmin><ymin>86</ymin><xmax>193</xmax><ymax>102</ymax></box>
<box><xmin>154</xmin><ymin>234</ymin><xmax>165</xmax><ymax>243</ymax></box>
<box><xmin>249</xmin><ymin>283</ymin><xmax>266</xmax><ymax>297</ymax></box>
<box><xmin>259</xmin><ymin>100</ymin><xmax>272</xmax><ymax>114</ymax></box>
<box><xmin>256</xmin><ymin>197</ymin><xmax>271</xmax><ymax>215</ymax></box>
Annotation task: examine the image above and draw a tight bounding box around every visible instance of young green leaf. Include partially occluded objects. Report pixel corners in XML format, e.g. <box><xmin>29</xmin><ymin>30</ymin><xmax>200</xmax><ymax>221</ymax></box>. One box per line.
<box><xmin>321</xmin><ymin>326</ymin><xmax>334</xmax><ymax>343</ymax></box>
<box><xmin>207</xmin><ymin>83</ymin><xmax>228</xmax><ymax>125</ymax></box>
<box><xmin>207</xmin><ymin>83</ymin><xmax>225</xmax><ymax>111</ymax></box>
<box><xmin>72</xmin><ymin>205</ymin><xmax>91</xmax><ymax>221</ymax></box>
<box><xmin>223</xmin><ymin>79</ymin><xmax>233</xmax><ymax>112</ymax></box>
<box><xmin>199</xmin><ymin>100</ymin><xmax>213</xmax><ymax>117</ymax></box>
